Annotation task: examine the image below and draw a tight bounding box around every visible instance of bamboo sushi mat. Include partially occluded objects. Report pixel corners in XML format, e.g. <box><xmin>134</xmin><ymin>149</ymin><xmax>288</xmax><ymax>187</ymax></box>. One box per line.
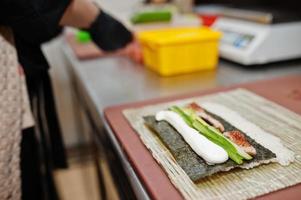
<box><xmin>123</xmin><ymin>89</ymin><xmax>301</xmax><ymax>200</ymax></box>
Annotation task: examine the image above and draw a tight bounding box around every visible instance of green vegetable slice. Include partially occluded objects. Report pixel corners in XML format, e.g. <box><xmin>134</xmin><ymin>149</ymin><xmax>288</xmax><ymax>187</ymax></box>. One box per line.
<box><xmin>170</xmin><ymin>106</ymin><xmax>252</xmax><ymax>164</ymax></box>
<box><xmin>170</xmin><ymin>106</ymin><xmax>193</xmax><ymax>127</ymax></box>
<box><xmin>131</xmin><ymin>10</ymin><xmax>172</xmax><ymax>24</ymax></box>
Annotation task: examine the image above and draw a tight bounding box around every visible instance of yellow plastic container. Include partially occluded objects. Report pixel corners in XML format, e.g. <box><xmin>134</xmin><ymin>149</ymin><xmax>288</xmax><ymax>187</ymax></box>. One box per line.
<box><xmin>138</xmin><ymin>27</ymin><xmax>221</xmax><ymax>76</ymax></box>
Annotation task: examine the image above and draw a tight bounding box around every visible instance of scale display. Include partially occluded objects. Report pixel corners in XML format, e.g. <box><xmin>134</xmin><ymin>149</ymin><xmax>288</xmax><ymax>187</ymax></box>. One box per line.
<box><xmin>220</xmin><ymin>29</ymin><xmax>255</xmax><ymax>49</ymax></box>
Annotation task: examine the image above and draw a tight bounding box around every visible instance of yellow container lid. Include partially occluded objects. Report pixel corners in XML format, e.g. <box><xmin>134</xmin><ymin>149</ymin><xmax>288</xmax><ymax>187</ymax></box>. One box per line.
<box><xmin>138</xmin><ymin>27</ymin><xmax>221</xmax><ymax>46</ymax></box>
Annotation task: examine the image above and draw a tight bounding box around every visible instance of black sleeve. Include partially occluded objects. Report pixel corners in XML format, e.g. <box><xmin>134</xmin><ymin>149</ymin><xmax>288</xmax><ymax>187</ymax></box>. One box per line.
<box><xmin>85</xmin><ymin>11</ymin><xmax>133</xmax><ymax>52</ymax></box>
<box><xmin>0</xmin><ymin>0</ymin><xmax>70</xmax><ymax>44</ymax></box>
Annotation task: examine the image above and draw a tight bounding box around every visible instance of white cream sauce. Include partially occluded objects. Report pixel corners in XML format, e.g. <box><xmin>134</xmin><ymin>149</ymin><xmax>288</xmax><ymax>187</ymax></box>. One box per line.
<box><xmin>156</xmin><ymin>111</ymin><xmax>229</xmax><ymax>165</ymax></box>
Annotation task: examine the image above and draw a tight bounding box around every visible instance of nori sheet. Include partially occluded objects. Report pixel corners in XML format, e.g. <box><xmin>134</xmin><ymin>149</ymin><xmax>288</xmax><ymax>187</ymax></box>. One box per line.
<box><xmin>143</xmin><ymin>112</ymin><xmax>276</xmax><ymax>182</ymax></box>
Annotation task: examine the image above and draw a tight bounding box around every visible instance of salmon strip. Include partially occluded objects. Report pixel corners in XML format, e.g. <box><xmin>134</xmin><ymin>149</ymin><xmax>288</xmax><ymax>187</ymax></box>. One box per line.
<box><xmin>186</xmin><ymin>103</ymin><xmax>225</xmax><ymax>132</ymax></box>
<box><xmin>224</xmin><ymin>131</ymin><xmax>257</xmax><ymax>156</ymax></box>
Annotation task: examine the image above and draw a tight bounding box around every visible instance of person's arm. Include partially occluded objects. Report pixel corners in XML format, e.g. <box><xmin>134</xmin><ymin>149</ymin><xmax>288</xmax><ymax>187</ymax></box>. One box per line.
<box><xmin>59</xmin><ymin>0</ymin><xmax>99</xmax><ymax>28</ymax></box>
<box><xmin>60</xmin><ymin>0</ymin><xmax>133</xmax><ymax>52</ymax></box>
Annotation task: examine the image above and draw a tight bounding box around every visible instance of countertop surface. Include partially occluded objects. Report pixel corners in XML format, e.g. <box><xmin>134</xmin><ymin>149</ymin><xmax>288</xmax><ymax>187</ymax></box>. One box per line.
<box><xmin>62</xmin><ymin>40</ymin><xmax>301</xmax><ymax>199</ymax></box>
<box><xmin>62</xmin><ymin>42</ymin><xmax>301</xmax><ymax>112</ymax></box>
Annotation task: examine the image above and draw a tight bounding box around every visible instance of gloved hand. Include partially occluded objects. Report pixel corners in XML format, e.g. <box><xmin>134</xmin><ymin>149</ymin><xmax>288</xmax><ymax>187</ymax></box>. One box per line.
<box><xmin>117</xmin><ymin>39</ymin><xmax>143</xmax><ymax>64</ymax></box>
<box><xmin>85</xmin><ymin>11</ymin><xmax>133</xmax><ymax>52</ymax></box>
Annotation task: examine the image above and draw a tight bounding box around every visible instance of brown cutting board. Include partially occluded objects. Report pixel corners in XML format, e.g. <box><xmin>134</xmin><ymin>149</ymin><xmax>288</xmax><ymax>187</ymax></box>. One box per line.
<box><xmin>104</xmin><ymin>75</ymin><xmax>301</xmax><ymax>200</ymax></box>
<box><xmin>65</xmin><ymin>34</ymin><xmax>104</xmax><ymax>60</ymax></box>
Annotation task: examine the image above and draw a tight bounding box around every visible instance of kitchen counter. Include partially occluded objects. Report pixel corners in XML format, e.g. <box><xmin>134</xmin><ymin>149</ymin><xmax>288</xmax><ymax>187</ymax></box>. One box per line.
<box><xmin>61</xmin><ymin>40</ymin><xmax>301</xmax><ymax>199</ymax></box>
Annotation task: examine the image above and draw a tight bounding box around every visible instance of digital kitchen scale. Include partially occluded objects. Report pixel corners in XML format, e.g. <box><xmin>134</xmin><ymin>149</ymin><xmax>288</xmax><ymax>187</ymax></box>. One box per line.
<box><xmin>213</xmin><ymin>17</ymin><xmax>301</xmax><ymax>65</ymax></box>
<box><xmin>196</xmin><ymin>5</ymin><xmax>301</xmax><ymax>65</ymax></box>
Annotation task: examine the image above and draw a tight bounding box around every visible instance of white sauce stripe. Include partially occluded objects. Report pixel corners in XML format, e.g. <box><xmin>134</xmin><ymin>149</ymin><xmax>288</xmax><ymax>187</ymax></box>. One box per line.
<box><xmin>156</xmin><ymin>111</ymin><xmax>229</xmax><ymax>164</ymax></box>
<box><xmin>200</xmin><ymin>102</ymin><xmax>295</xmax><ymax>166</ymax></box>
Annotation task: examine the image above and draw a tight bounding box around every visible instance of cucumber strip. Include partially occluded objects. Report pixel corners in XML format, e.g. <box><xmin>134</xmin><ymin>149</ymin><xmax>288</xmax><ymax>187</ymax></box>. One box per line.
<box><xmin>170</xmin><ymin>106</ymin><xmax>193</xmax><ymax>127</ymax></box>
<box><xmin>205</xmin><ymin>123</ymin><xmax>253</xmax><ymax>160</ymax></box>
<box><xmin>171</xmin><ymin>106</ymin><xmax>252</xmax><ymax>164</ymax></box>
<box><xmin>192</xmin><ymin>120</ymin><xmax>244</xmax><ymax>164</ymax></box>
<box><xmin>131</xmin><ymin>11</ymin><xmax>172</xmax><ymax>24</ymax></box>
<box><xmin>183</xmin><ymin>107</ymin><xmax>252</xmax><ymax>160</ymax></box>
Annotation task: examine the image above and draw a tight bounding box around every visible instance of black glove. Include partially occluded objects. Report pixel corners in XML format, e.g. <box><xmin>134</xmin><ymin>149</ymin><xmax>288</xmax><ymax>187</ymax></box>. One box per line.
<box><xmin>85</xmin><ymin>11</ymin><xmax>133</xmax><ymax>52</ymax></box>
